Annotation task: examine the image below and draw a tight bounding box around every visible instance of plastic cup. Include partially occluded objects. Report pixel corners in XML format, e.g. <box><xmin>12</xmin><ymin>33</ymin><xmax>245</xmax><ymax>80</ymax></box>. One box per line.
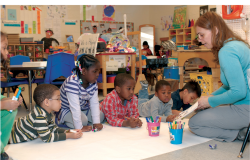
<box><xmin>147</xmin><ymin>122</ymin><xmax>160</xmax><ymax>137</ymax></box>
<box><xmin>169</xmin><ymin>128</ymin><xmax>183</xmax><ymax>144</ymax></box>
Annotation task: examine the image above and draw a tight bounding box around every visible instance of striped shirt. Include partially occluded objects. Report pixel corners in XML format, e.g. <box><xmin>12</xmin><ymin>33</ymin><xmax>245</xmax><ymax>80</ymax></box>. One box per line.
<box><xmin>58</xmin><ymin>75</ymin><xmax>98</xmax><ymax>124</ymax></box>
<box><xmin>10</xmin><ymin>105</ymin><xmax>66</xmax><ymax>144</ymax></box>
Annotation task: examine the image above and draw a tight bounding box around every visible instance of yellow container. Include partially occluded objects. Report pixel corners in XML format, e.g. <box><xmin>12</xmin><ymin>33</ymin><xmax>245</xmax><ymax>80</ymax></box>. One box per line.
<box><xmin>189</xmin><ymin>72</ymin><xmax>213</xmax><ymax>96</ymax></box>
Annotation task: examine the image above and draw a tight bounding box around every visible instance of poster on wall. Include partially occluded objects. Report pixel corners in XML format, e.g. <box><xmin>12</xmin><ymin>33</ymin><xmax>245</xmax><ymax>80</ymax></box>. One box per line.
<box><xmin>173</xmin><ymin>6</ymin><xmax>187</xmax><ymax>29</ymax></box>
<box><xmin>86</xmin><ymin>5</ymin><xmax>97</xmax><ymax>21</ymax></box>
<box><xmin>1</xmin><ymin>5</ymin><xmax>6</xmax><ymax>20</ymax></box>
<box><xmin>8</xmin><ymin>9</ymin><xmax>17</xmax><ymax>20</ymax></box>
<box><xmin>200</xmin><ymin>5</ymin><xmax>208</xmax><ymax>17</ymax></box>
<box><xmin>161</xmin><ymin>15</ymin><xmax>173</xmax><ymax>31</ymax></box>
<box><xmin>102</xmin><ymin>5</ymin><xmax>115</xmax><ymax>21</ymax></box>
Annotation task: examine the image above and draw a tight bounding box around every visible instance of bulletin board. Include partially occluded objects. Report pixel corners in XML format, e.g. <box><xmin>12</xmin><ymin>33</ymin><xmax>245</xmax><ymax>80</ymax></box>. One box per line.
<box><xmin>80</xmin><ymin>20</ymin><xmax>134</xmax><ymax>35</ymax></box>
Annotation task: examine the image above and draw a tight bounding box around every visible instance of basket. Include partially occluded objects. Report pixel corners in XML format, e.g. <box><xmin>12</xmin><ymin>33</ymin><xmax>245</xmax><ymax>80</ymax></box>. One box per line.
<box><xmin>190</xmin><ymin>72</ymin><xmax>213</xmax><ymax>96</ymax></box>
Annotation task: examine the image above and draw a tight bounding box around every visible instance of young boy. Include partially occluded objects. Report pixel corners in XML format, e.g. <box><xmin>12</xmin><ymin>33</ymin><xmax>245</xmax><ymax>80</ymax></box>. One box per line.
<box><xmin>138</xmin><ymin>80</ymin><xmax>176</xmax><ymax>122</ymax></box>
<box><xmin>171</xmin><ymin>80</ymin><xmax>201</xmax><ymax>115</ymax></box>
<box><xmin>9</xmin><ymin>84</ymin><xmax>82</xmax><ymax>144</ymax></box>
<box><xmin>100</xmin><ymin>73</ymin><xmax>142</xmax><ymax>128</ymax></box>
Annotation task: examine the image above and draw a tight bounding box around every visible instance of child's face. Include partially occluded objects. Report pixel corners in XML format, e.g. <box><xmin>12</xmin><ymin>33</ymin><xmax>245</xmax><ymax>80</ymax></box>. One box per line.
<box><xmin>48</xmin><ymin>90</ymin><xmax>62</xmax><ymax>112</ymax></box>
<box><xmin>117</xmin><ymin>79</ymin><xmax>135</xmax><ymax>101</ymax></box>
<box><xmin>155</xmin><ymin>85</ymin><xmax>171</xmax><ymax>103</ymax></box>
<box><xmin>93</xmin><ymin>27</ymin><xmax>97</xmax><ymax>33</ymax></box>
<box><xmin>182</xmin><ymin>89</ymin><xmax>198</xmax><ymax>104</ymax></box>
<box><xmin>1</xmin><ymin>37</ymin><xmax>8</xmax><ymax>60</ymax></box>
<box><xmin>82</xmin><ymin>62</ymin><xmax>101</xmax><ymax>84</ymax></box>
<box><xmin>143</xmin><ymin>45</ymin><xmax>148</xmax><ymax>49</ymax></box>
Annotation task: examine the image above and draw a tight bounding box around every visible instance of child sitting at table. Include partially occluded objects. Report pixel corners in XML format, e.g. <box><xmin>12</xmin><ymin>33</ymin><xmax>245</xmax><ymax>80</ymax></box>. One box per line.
<box><xmin>142</xmin><ymin>41</ymin><xmax>153</xmax><ymax>56</ymax></box>
<box><xmin>138</xmin><ymin>80</ymin><xmax>176</xmax><ymax>122</ymax></box>
<box><xmin>100</xmin><ymin>73</ymin><xmax>142</xmax><ymax>128</ymax></box>
<box><xmin>57</xmin><ymin>54</ymin><xmax>105</xmax><ymax>132</ymax></box>
<box><xmin>171</xmin><ymin>80</ymin><xmax>201</xmax><ymax>115</ymax></box>
<box><xmin>9</xmin><ymin>84</ymin><xmax>82</xmax><ymax>144</ymax></box>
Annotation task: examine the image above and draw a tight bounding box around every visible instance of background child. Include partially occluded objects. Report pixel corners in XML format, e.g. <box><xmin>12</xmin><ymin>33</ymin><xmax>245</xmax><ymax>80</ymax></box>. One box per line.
<box><xmin>138</xmin><ymin>80</ymin><xmax>176</xmax><ymax>122</ymax></box>
<box><xmin>1</xmin><ymin>31</ymin><xmax>23</xmax><ymax>160</ymax></box>
<box><xmin>100</xmin><ymin>73</ymin><xmax>142</xmax><ymax>128</ymax></box>
<box><xmin>58</xmin><ymin>55</ymin><xmax>104</xmax><ymax>132</ymax></box>
<box><xmin>171</xmin><ymin>80</ymin><xmax>201</xmax><ymax>115</ymax></box>
<box><xmin>9</xmin><ymin>84</ymin><xmax>82</xmax><ymax>144</ymax></box>
<box><xmin>142</xmin><ymin>41</ymin><xmax>152</xmax><ymax>56</ymax></box>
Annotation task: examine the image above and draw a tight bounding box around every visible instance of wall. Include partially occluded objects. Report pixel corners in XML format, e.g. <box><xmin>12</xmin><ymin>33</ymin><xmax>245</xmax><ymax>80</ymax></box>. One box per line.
<box><xmin>1</xmin><ymin>5</ymin><xmax>150</xmax><ymax>44</ymax></box>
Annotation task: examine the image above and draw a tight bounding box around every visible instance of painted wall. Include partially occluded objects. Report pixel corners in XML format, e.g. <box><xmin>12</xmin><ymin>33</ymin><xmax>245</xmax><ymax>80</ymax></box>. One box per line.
<box><xmin>2</xmin><ymin>5</ymin><xmax>218</xmax><ymax>45</ymax></box>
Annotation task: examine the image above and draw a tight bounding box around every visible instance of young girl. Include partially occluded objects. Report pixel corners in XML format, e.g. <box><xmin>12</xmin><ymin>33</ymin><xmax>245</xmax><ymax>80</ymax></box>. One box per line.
<box><xmin>142</xmin><ymin>41</ymin><xmax>153</xmax><ymax>56</ymax></box>
<box><xmin>1</xmin><ymin>31</ymin><xmax>23</xmax><ymax>160</ymax></box>
<box><xmin>57</xmin><ymin>54</ymin><xmax>104</xmax><ymax>132</ymax></box>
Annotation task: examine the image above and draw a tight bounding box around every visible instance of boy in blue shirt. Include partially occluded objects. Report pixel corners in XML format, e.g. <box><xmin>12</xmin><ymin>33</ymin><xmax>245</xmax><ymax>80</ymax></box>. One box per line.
<box><xmin>171</xmin><ymin>80</ymin><xmax>201</xmax><ymax>115</ymax></box>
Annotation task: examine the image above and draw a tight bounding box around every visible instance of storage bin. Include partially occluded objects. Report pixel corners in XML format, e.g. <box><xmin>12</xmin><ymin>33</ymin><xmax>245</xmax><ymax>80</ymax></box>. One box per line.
<box><xmin>163</xmin><ymin>66</ymin><xmax>180</xmax><ymax>80</ymax></box>
<box><xmin>190</xmin><ymin>72</ymin><xmax>213</xmax><ymax>96</ymax></box>
<box><xmin>20</xmin><ymin>37</ymin><xmax>33</xmax><ymax>42</ymax></box>
<box><xmin>107</xmin><ymin>75</ymin><xmax>116</xmax><ymax>83</ymax></box>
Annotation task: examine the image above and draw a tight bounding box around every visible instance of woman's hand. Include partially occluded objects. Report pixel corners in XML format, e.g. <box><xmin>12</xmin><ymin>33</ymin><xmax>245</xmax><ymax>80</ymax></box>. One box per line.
<box><xmin>1</xmin><ymin>96</ymin><xmax>22</xmax><ymax>110</ymax></box>
<box><xmin>197</xmin><ymin>96</ymin><xmax>212</xmax><ymax>110</ymax></box>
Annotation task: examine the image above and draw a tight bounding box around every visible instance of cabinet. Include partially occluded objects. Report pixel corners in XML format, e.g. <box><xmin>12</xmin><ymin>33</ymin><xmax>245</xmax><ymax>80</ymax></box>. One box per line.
<box><xmin>169</xmin><ymin>27</ymin><xmax>196</xmax><ymax>45</ymax></box>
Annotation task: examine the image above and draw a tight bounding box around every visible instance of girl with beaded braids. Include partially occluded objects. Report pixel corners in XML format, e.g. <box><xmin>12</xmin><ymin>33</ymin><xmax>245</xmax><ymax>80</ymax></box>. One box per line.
<box><xmin>57</xmin><ymin>54</ymin><xmax>105</xmax><ymax>132</ymax></box>
<box><xmin>1</xmin><ymin>31</ymin><xmax>23</xmax><ymax>160</ymax></box>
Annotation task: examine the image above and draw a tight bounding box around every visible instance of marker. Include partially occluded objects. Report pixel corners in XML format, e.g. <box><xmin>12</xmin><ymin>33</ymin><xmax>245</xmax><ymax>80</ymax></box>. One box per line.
<box><xmin>150</xmin><ymin>116</ymin><xmax>154</xmax><ymax>123</ymax></box>
<box><xmin>145</xmin><ymin>117</ymin><xmax>149</xmax><ymax>123</ymax></box>
<box><xmin>155</xmin><ymin>116</ymin><xmax>159</xmax><ymax>123</ymax></box>
<box><xmin>158</xmin><ymin>117</ymin><xmax>162</xmax><ymax>123</ymax></box>
<box><xmin>92</xmin><ymin>128</ymin><xmax>98</xmax><ymax>132</ymax></box>
<box><xmin>9</xmin><ymin>87</ymin><xmax>22</xmax><ymax>113</ymax></box>
<box><xmin>70</xmin><ymin>129</ymin><xmax>78</xmax><ymax>133</ymax></box>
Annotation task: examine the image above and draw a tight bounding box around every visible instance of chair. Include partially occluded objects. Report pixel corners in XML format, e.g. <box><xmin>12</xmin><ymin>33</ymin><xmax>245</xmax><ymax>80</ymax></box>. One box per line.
<box><xmin>1</xmin><ymin>55</ymin><xmax>30</xmax><ymax>110</ymax></box>
<box><xmin>31</xmin><ymin>57</ymin><xmax>48</xmax><ymax>85</ymax></box>
<box><xmin>44</xmin><ymin>52</ymin><xmax>75</xmax><ymax>87</ymax></box>
<box><xmin>78</xmin><ymin>33</ymin><xmax>99</xmax><ymax>57</ymax></box>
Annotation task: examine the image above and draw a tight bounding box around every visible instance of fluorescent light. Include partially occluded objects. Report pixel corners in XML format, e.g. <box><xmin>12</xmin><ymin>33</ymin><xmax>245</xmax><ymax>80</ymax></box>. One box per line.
<box><xmin>141</xmin><ymin>32</ymin><xmax>153</xmax><ymax>40</ymax></box>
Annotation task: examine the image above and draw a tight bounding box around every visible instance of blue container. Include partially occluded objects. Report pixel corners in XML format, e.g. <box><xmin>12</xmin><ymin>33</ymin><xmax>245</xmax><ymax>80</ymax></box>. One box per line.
<box><xmin>169</xmin><ymin>129</ymin><xmax>183</xmax><ymax>144</ymax></box>
<box><xmin>164</xmin><ymin>66</ymin><xmax>180</xmax><ymax>80</ymax></box>
<box><xmin>184</xmin><ymin>45</ymin><xmax>188</xmax><ymax>50</ymax></box>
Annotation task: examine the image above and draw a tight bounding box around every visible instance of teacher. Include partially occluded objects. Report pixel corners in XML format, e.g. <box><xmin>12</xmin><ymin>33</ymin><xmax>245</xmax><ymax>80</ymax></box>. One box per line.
<box><xmin>188</xmin><ymin>12</ymin><xmax>250</xmax><ymax>142</ymax></box>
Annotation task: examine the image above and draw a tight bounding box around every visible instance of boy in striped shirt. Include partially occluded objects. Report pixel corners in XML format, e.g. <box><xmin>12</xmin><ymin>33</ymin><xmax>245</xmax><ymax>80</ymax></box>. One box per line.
<box><xmin>9</xmin><ymin>84</ymin><xmax>82</xmax><ymax>144</ymax></box>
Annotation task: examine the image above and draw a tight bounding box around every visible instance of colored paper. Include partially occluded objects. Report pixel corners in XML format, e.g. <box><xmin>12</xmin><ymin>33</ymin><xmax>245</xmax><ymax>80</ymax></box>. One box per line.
<box><xmin>65</xmin><ymin>22</ymin><xmax>76</xmax><ymax>25</ymax></box>
<box><xmin>102</xmin><ymin>5</ymin><xmax>115</xmax><ymax>21</ymax></box>
<box><xmin>37</xmin><ymin>10</ymin><xmax>41</xmax><ymax>34</ymax></box>
<box><xmin>4</xmin><ymin>24</ymin><xmax>20</xmax><ymax>27</ymax></box>
<box><xmin>1</xmin><ymin>5</ymin><xmax>6</xmax><ymax>20</ymax></box>
<box><xmin>25</xmin><ymin>24</ymin><xmax>28</xmax><ymax>33</ymax></box>
<box><xmin>33</xmin><ymin>21</ymin><xmax>36</xmax><ymax>34</ymax></box>
<box><xmin>173</xmin><ymin>6</ymin><xmax>187</xmax><ymax>29</ymax></box>
<box><xmin>83</xmin><ymin>5</ymin><xmax>86</xmax><ymax>21</ymax></box>
<box><xmin>7</xmin><ymin>9</ymin><xmax>17</xmax><ymax>20</ymax></box>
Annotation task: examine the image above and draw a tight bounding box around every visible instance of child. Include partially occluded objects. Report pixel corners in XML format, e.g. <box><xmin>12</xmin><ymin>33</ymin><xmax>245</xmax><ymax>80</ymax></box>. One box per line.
<box><xmin>57</xmin><ymin>55</ymin><xmax>105</xmax><ymax>132</ymax></box>
<box><xmin>107</xmin><ymin>28</ymin><xmax>112</xmax><ymax>33</ymax></box>
<box><xmin>93</xmin><ymin>25</ymin><xmax>97</xmax><ymax>33</ymax></box>
<box><xmin>41</xmin><ymin>29</ymin><xmax>59</xmax><ymax>52</ymax></box>
<box><xmin>100</xmin><ymin>73</ymin><xmax>142</xmax><ymax>128</ymax></box>
<box><xmin>142</xmin><ymin>41</ymin><xmax>152</xmax><ymax>56</ymax></box>
<box><xmin>138</xmin><ymin>80</ymin><xmax>176</xmax><ymax>122</ymax></box>
<box><xmin>0</xmin><ymin>31</ymin><xmax>23</xmax><ymax>160</ymax></box>
<box><xmin>171</xmin><ymin>80</ymin><xmax>201</xmax><ymax>115</ymax></box>
<box><xmin>9</xmin><ymin>84</ymin><xmax>83</xmax><ymax>144</ymax></box>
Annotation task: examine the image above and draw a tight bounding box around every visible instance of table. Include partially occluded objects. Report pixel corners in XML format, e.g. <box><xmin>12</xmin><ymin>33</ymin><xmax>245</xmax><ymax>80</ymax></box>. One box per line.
<box><xmin>8</xmin><ymin>65</ymin><xmax>46</xmax><ymax>111</ymax></box>
<box><xmin>96</xmin><ymin>52</ymin><xmax>136</xmax><ymax>96</ymax></box>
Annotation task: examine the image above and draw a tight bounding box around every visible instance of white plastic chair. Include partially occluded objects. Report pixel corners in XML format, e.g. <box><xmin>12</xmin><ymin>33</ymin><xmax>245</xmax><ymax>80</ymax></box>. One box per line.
<box><xmin>78</xmin><ymin>33</ymin><xmax>99</xmax><ymax>57</ymax></box>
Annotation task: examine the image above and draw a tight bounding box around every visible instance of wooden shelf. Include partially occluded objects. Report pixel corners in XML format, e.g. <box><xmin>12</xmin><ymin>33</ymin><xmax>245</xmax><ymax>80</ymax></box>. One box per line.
<box><xmin>169</xmin><ymin>27</ymin><xmax>196</xmax><ymax>45</ymax></box>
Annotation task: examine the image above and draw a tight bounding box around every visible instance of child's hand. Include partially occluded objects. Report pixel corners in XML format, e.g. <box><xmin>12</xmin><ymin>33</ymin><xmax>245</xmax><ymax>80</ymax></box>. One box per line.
<box><xmin>81</xmin><ymin>125</ymin><xmax>92</xmax><ymax>132</ymax></box>
<box><xmin>128</xmin><ymin>117</ymin><xmax>138</xmax><ymax>128</ymax></box>
<box><xmin>166</xmin><ymin>115</ymin><xmax>177</xmax><ymax>122</ymax></box>
<box><xmin>93</xmin><ymin>123</ymin><xmax>103</xmax><ymax>131</ymax></box>
<box><xmin>172</xmin><ymin>110</ymin><xmax>181</xmax><ymax>116</ymax></box>
<box><xmin>1</xmin><ymin>98</ymin><xmax>21</xmax><ymax>110</ymax></box>
<box><xmin>18</xmin><ymin>96</ymin><xmax>23</xmax><ymax>105</ymax></box>
<box><xmin>135</xmin><ymin>118</ymin><xmax>142</xmax><ymax>128</ymax></box>
<box><xmin>66</xmin><ymin>130</ymin><xmax>83</xmax><ymax>139</ymax></box>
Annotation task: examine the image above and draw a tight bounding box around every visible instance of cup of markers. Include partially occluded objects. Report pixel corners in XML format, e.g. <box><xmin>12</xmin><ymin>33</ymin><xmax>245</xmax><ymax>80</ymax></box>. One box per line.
<box><xmin>168</xmin><ymin>121</ymin><xmax>185</xmax><ymax>144</ymax></box>
<box><xmin>146</xmin><ymin>116</ymin><xmax>161</xmax><ymax>137</ymax></box>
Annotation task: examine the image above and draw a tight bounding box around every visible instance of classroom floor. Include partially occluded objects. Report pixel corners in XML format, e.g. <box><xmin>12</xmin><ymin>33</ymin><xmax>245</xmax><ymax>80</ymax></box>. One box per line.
<box><xmin>3</xmin><ymin>84</ymin><xmax>250</xmax><ymax>160</ymax></box>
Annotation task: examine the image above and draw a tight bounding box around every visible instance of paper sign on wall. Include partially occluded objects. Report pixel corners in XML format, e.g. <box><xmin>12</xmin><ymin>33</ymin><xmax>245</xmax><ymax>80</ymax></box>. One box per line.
<box><xmin>106</xmin><ymin>60</ymin><xmax>118</xmax><ymax>71</ymax></box>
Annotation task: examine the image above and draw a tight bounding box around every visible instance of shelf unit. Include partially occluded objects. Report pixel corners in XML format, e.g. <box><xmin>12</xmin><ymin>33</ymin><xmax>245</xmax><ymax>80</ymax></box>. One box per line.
<box><xmin>1</xmin><ymin>44</ymin><xmax>45</xmax><ymax>80</ymax></box>
<box><xmin>169</xmin><ymin>27</ymin><xmax>196</xmax><ymax>45</ymax></box>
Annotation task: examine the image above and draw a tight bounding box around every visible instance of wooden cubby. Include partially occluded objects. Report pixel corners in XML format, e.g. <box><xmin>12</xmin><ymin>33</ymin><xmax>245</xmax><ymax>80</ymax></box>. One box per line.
<box><xmin>169</xmin><ymin>27</ymin><xmax>196</xmax><ymax>46</ymax></box>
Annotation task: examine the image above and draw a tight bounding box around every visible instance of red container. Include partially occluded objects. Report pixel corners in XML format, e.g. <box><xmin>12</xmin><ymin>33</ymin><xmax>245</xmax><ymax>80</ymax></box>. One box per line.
<box><xmin>107</xmin><ymin>75</ymin><xmax>116</xmax><ymax>83</ymax></box>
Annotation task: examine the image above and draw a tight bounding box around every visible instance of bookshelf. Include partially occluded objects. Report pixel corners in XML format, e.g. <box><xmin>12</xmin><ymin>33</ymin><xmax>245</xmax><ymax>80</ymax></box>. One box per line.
<box><xmin>169</xmin><ymin>27</ymin><xmax>196</xmax><ymax>45</ymax></box>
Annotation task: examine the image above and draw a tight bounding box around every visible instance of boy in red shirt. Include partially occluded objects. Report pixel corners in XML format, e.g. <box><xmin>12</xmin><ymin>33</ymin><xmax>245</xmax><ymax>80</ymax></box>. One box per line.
<box><xmin>100</xmin><ymin>73</ymin><xmax>142</xmax><ymax>128</ymax></box>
